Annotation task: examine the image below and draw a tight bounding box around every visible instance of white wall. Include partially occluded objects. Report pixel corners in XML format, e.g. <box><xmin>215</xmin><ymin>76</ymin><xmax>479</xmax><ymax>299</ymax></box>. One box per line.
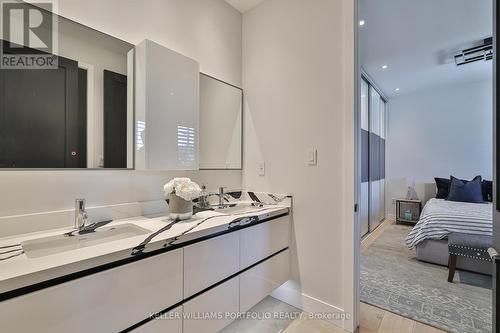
<box><xmin>57</xmin><ymin>0</ymin><xmax>242</xmax><ymax>86</ymax></box>
<box><xmin>386</xmin><ymin>78</ymin><xmax>493</xmax><ymax>216</ymax></box>
<box><xmin>242</xmin><ymin>0</ymin><xmax>356</xmax><ymax>330</ymax></box>
<box><xmin>0</xmin><ymin>0</ymin><xmax>242</xmax><ymax>224</ymax></box>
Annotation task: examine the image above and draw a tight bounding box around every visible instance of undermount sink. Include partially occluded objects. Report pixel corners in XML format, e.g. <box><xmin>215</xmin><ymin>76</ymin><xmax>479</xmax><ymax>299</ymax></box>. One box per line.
<box><xmin>21</xmin><ymin>224</ymin><xmax>150</xmax><ymax>258</ymax></box>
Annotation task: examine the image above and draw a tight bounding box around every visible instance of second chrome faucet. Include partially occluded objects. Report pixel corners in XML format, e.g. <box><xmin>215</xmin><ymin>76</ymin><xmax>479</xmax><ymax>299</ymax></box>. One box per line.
<box><xmin>196</xmin><ymin>186</ymin><xmax>231</xmax><ymax>211</ymax></box>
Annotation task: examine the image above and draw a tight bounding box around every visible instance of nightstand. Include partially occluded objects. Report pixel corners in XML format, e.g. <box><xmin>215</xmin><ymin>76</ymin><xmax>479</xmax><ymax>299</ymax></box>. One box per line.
<box><xmin>396</xmin><ymin>199</ymin><xmax>422</xmax><ymax>225</ymax></box>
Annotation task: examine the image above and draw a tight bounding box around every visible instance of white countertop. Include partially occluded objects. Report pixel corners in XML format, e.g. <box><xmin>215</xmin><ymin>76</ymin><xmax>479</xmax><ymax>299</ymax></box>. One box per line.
<box><xmin>0</xmin><ymin>203</ymin><xmax>289</xmax><ymax>296</ymax></box>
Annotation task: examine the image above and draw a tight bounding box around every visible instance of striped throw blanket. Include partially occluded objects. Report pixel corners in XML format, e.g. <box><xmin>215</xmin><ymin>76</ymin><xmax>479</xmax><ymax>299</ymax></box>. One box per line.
<box><xmin>405</xmin><ymin>198</ymin><xmax>492</xmax><ymax>248</ymax></box>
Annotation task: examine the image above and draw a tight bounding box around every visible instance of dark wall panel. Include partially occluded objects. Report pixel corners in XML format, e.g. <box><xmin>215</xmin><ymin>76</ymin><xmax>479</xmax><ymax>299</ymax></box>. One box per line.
<box><xmin>370</xmin><ymin>133</ymin><xmax>381</xmax><ymax>181</ymax></box>
<box><xmin>362</xmin><ymin>129</ymin><xmax>370</xmax><ymax>183</ymax></box>
<box><xmin>380</xmin><ymin>138</ymin><xmax>385</xmax><ymax>179</ymax></box>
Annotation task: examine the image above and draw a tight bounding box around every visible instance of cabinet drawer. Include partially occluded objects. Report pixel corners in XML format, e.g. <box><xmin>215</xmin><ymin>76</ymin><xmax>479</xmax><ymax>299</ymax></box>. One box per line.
<box><xmin>240</xmin><ymin>215</ymin><xmax>290</xmax><ymax>269</ymax></box>
<box><xmin>183</xmin><ymin>277</ymin><xmax>239</xmax><ymax>333</ymax></box>
<box><xmin>0</xmin><ymin>249</ymin><xmax>183</xmax><ymax>333</ymax></box>
<box><xmin>240</xmin><ymin>249</ymin><xmax>290</xmax><ymax>312</ymax></box>
<box><xmin>130</xmin><ymin>306</ymin><xmax>182</xmax><ymax>333</ymax></box>
<box><xmin>184</xmin><ymin>232</ymin><xmax>240</xmax><ymax>298</ymax></box>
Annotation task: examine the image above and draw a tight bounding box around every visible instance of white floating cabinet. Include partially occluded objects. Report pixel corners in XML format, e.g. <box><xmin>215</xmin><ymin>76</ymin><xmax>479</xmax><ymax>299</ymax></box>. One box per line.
<box><xmin>183</xmin><ymin>232</ymin><xmax>240</xmax><ymax>298</ymax></box>
<box><xmin>0</xmin><ymin>249</ymin><xmax>184</xmax><ymax>333</ymax></box>
<box><xmin>240</xmin><ymin>249</ymin><xmax>290</xmax><ymax>312</ymax></box>
<box><xmin>183</xmin><ymin>277</ymin><xmax>240</xmax><ymax>333</ymax></box>
<box><xmin>240</xmin><ymin>215</ymin><xmax>290</xmax><ymax>269</ymax></box>
<box><xmin>135</xmin><ymin>39</ymin><xmax>200</xmax><ymax>170</ymax></box>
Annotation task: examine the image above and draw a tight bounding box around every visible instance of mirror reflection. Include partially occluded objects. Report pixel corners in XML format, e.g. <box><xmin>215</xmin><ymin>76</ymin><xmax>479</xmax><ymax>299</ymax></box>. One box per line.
<box><xmin>199</xmin><ymin>73</ymin><xmax>242</xmax><ymax>170</ymax></box>
<box><xmin>0</xmin><ymin>3</ymin><xmax>133</xmax><ymax>169</ymax></box>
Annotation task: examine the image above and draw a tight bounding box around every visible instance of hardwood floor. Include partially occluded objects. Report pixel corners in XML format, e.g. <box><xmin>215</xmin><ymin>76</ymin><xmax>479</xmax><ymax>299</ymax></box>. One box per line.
<box><xmin>281</xmin><ymin>302</ymin><xmax>447</xmax><ymax>332</ymax></box>
<box><xmin>359</xmin><ymin>303</ymin><xmax>447</xmax><ymax>333</ymax></box>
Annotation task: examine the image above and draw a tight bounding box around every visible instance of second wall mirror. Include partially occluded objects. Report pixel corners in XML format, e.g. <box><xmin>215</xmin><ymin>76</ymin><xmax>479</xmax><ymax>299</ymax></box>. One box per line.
<box><xmin>199</xmin><ymin>73</ymin><xmax>243</xmax><ymax>170</ymax></box>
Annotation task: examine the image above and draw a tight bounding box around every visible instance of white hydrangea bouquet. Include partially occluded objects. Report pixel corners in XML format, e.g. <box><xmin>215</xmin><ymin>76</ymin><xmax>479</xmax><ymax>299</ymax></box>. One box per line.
<box><xmin>163</xmin><ymin>178</ymin><xmax>202</xmax><ymax>220</ymax></box>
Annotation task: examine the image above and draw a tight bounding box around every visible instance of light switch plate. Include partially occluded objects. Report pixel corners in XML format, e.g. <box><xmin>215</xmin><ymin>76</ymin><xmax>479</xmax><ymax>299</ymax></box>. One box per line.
<box><xmin>258</xmin><ymin>162</ymin><xmax>265</xmax><ymax>176</ymax></box>
<box><xmin>307</xmin><ymin>149</ymin><xmax>317</xmax><ymax>165</ymax></box>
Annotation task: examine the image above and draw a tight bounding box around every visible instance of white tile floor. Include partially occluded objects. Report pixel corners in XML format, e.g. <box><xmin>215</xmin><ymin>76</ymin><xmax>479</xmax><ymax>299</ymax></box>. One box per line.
<box><xmin>221</xmin><ymin>296</ymin><xmax>344</xmax><ymax>333</ymax></box>
<box><xmin>220</xmin><ymin>296</ymin><xmax>301</xmax><ymax>332</ymax></box>
<box><xmin>222</xmin><ymin>297</ymin><xmax>447</xmax><ymax>332</ymax></box>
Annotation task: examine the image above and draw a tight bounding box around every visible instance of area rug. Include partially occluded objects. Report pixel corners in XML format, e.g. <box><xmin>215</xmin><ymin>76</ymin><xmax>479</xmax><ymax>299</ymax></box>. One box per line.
<box><xmin>361</xmin><ymin>224</ymin><xmax>492</xmax><ymax>333</ymax></box>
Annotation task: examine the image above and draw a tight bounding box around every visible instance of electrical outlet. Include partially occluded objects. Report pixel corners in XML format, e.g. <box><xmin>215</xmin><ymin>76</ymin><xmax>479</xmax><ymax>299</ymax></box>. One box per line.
<box><xmin>392</xmin><ymin>198</ymin><xmax>396</xmax><ymax>205</ymax></box>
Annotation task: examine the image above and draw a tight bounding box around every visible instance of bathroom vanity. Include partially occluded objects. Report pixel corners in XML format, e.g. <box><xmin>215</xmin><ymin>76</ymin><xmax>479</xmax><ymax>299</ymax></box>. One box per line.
<box><xmin>0</xmin><ymin>197</ymin><xmax>291</xmax><ymax>333</ymax></box>
<box><xmin>0</xmin><ymin>4</ymin><xmax>290</xmax><ymax>333</ymax></box>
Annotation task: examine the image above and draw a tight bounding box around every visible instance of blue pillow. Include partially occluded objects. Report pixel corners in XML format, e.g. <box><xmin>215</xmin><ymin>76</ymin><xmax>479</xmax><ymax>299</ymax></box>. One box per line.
<box><xmin>446</xmin><ymin>176</ymin><xmax>484</xmax><ymax>203</ymax></box>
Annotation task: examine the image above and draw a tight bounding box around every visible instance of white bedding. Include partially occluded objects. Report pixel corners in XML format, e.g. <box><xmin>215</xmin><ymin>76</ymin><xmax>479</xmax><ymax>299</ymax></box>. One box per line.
<box><xmin>405</xmin><ymin>198</ymin><xmax>492</xmax><ymax>248</ymax></box>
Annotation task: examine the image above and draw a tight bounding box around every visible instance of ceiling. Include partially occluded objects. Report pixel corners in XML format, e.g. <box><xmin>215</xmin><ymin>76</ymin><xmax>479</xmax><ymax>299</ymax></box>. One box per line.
<box><xmin>359</xmin><ymin>0</ymin><xmax>493</xmax><ymax>98</ymax></box>
<box><xmin>224</xmin><ymin>0</ymin><xmax>266</xmax><ymax>13</ymax></box>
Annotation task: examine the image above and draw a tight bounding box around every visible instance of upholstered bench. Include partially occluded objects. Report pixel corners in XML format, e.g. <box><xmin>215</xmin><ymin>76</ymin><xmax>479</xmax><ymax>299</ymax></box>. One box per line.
<box><xmin>447</xmin><ymin>233</ymin><xmax>492</xmax><ymax>282</ymax></box>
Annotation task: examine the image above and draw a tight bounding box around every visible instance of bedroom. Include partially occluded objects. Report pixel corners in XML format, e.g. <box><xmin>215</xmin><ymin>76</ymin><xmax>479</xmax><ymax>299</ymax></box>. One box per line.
<box><xmin>358</xmin><ymin>1</ymin><xmax>493</xmax><ymax>333</ymax></box>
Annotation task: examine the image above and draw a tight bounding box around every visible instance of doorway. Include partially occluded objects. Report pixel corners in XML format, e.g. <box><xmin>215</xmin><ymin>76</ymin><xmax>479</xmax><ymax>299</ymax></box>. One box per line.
<box><xmin>355</xmin><ymin>1</ymin><xmax>495</xmax><ymax>332</ymax></box>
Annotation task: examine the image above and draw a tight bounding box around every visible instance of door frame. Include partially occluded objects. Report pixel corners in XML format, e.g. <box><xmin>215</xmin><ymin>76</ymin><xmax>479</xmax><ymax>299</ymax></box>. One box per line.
<box><xmin>350</xmin><ymin>0</ymin><xmax>361</xmax><ymax>330</ymax></box>
<box><xmin>78</xmin><ymin>62</ymin><xmax>96</xmax><ymax>168</ymax></box>
<box><xmin>493</xmin><ymin>0</ymin><xmax>499</xmax><ymax>331</ymax></box>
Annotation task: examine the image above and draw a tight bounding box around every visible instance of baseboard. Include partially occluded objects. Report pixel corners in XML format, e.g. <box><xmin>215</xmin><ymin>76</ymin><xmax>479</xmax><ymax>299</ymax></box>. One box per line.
<box><xmin>271</xmin><ymin>281</ymin><xmax>347</xmax><ymax>330</ymax></box>
<box><xmin>387</xmin><ymin>213</ymin><xmax>396</xmax><ymax>221</ymax></box>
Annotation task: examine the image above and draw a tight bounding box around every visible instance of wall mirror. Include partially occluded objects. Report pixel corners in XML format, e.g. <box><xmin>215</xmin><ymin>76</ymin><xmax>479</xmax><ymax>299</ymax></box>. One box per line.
<box><xmin>199</xmin><ymin>73</ymin><xmax>243</xmax><ymax>170</ymax></box>
<box><xmin>0</xmin><ymin>2</ymin><xmax>133</xmax><ymax>169</ymax></box>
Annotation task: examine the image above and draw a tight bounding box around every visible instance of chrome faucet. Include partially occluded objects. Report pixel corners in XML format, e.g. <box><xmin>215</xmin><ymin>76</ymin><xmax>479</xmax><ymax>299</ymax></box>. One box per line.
<box><xmin>75</xmin><ymin>199</ymin><xmax>88</xmax><ymax>231</ymax></box>
<box><xmin>194</xmin><ymin>186</ymin><xmax>230</xmax><ymax>211</ymax></box>
<box><xmin>218</xmin><ymin>187</ymin><xmax>227</xmax><ymax>209</ymax></box>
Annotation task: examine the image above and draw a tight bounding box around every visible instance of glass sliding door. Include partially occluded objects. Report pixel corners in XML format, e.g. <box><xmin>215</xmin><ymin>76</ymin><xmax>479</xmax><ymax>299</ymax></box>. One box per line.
<box><xmin>360</xmin><ymin>77</ymin><xmax>387</xmax><ymax>237</ymax></box>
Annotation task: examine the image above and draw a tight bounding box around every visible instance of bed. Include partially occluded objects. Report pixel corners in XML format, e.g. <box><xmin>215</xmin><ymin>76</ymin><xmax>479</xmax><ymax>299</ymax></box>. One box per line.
<box><xmin>406</xmin><ymin>198</ymin><xmax>493</xmax><ymax>275</ymax></box>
